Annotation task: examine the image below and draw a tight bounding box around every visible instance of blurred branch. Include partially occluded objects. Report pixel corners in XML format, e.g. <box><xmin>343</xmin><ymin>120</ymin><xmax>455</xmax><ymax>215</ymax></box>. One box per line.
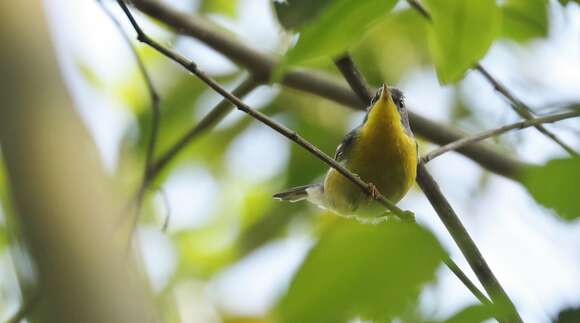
<box><xmin>0</xmin><ymin>1</ymin><xmax>157</xmax><ymax>321</ymax></box>
<box><xmin>407</xmin><ymin>0</ymin><xmax>578</xmax><ymax>157</ymax></box>
<box><xmin>149</xmin><ymin>76</ymin><xmax>258</xmax><ymax>178</ymax></box>
<box><xmin>423</xmin><ymin>109</ymin><xmax>580</xmax><ymax>164</ymax></box>
<box><xmin>6</xmin><ymin>290</ymin><xmax>40</xmax><ymax>323</ymax></box>
<box><xmin>98</xmin><ymin>0</ymin><xmax>162</xmax><ymax>235</ymax></box>
<box><xmin>128</xmin><ymin>0</ymin><xmax>529</xmax><ymax>181</ymax></box>
<box><xmin>333</xmin><ymin>53</ymin><xmax>522</xmax><ymax>323</ymax></box>
<box><xmin>117</xmin><ymin>0</ymin><xmax>414</xmax><ymax>220</ymax></box>
<box><xmin>98</xmin><ymin>0</ymin><xmax>161</xmax><ymax>176</ymax></box>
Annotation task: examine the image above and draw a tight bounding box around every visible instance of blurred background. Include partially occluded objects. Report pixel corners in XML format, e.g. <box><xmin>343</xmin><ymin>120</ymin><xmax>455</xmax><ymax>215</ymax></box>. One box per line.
<box><xmin>1</xmin><ymin>0</ymin><xmax>580</xmax><ymax>322</ymax></box>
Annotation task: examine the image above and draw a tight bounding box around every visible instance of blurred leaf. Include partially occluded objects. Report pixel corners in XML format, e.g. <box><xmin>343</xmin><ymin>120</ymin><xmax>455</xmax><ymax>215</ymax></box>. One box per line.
<box><xmin>174</xmin><ymin>226</ymin><xmax>237</xmax><ymax>278</ymax></box>
<box><xmin>276</xmin><ymin>220</ymin><xmax>445</xmax><ymax>323</ymax></box>
<box><xmin>424</xmin><ymin>0</ymin><xmax>500</xmax><ymax>83</ymax></box>
<box><xmin>442</xmin><ymin>304</ymin><xmax>495</xmax><ymax>323</ymax></box>
<box><xmin>200</xmin><ymin>0</ymin><xmax>238</xmax><ymax>17</ymax></box>
<box><xmin>276</xmin><ymin>0</ymin><xmax>398</xmax><ymax>77</ymax></box>
<box><xmin>501</xmin><ymin>0</ymin><xmax>548</xmax><ymax>42</ymax></box>
<box><xmin>555</xmin><ymin>307</ymin><xmax>580</xmax><ymax>323</ymax></box>
<box><xmin>77</xmin><ymin>62</ymin><xmax>107</xmax><ymax>91</ymax></box>
<box><xmin>273</xmin><ymin>0</ymin><xmax>333</xmax><ymax>30</ymax></box>
<box><xmin>559</xmin><ymin>0</ymin><xmax>580</xmax><ymax>5</ymax></box>
<box><xmin>522</xmin><ymin>157</ymin><xmax>580</xmax><ymax>220</ymax></box>
<box><xmin>355</xmin><ymin>9</ymin><xmax>431</xmax><ymax>83</ymax></box>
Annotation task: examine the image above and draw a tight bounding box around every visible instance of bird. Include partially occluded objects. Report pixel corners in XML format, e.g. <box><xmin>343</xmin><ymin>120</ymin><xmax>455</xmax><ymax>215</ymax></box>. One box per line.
<box><xmin>273</xmin><ymin>84</ymin><xmax>417</xmax><ymax>218</ymax></box>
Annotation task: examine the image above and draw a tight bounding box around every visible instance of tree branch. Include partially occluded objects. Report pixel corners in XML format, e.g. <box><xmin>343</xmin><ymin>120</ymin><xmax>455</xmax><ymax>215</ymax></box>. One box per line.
<box><xmin>117</xmin><ymin>0</ymin><xmax>414</xmax><ymax>220</ymax></box>
<box><xmin>407</xmin><ymin>0</ymin><xmax>577</xmax><ymax>157</ymax></box>
<box><xmin>333</xmin><ymin>53</ymin><xmax>522</xmax><ymax>323</ymax></box>
<box><xmin>423</xmin><ymin>109</ymin><xmax>580</xmax><ymax>164</ymax></box>
<box><xmin>128</xmin><ymin>0</ymin><xmax>530</xmax><ymax>181</ymax></box>
<box><xmin>98</xmin><ymin>0</ymin><xmax>161</xmax><ymax>181</ymax></box>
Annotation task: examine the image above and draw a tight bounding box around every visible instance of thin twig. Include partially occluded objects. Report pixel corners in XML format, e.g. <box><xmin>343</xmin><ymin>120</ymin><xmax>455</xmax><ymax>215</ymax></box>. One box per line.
<box><xmin>333</xmin><ymin>53</ymin><xmax>522</xmax><ymax>323</ymax></box>
<box><xmin>407</xmin><ymin>0</ymin><xmax>577</xmax><ymax>157</ymax></box>
<box><xmin>423</xmin><ymin>110</ymin><xmax>580</xmax><ymax>164</ymax></box>
<box><xmin>6</xmin><ymin>290</ymin><xmax>40</xmax><ymax>323</ymax></box>
<box><xmin>116</xmin><ymin>0</ymin><xmax>414</xmax><ymax>221</ymax></box>
<box><xmin>98</xmin><ymin>0</ymin><xmax>161</xmax><ymax>235</ymax></box>
<box><xmin>443</xmin><ymin>258</ymin><xmax>491</xmax><ymax>305</ymax></box>
<box><xmin>129</xmin><ymin>0</ymin><xmax>530</xmax><ymax>181</ymax></box>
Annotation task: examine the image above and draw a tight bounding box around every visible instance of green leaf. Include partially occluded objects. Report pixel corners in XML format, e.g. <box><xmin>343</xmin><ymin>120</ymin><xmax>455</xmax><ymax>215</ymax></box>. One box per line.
<box><xmin>559</xmin><ymin>0</ymin><xmax>580</xmax><ymax>5</ymax></box>
<box><xmin>276</xmin><ymin>221</ymin><xmax>445</xmax><ymax>323</ymax></box>
<box><xmin>443</xmin><ymin>304</ymin><xmax>495</xmax><ymax>323</ymax></box>
<box><xmin>273</xmin><ymin>0</ymin><xmax>333</xmax><ymax>30</ymax></box>
<box><xmin>200</xmin><ymin>0</ymin><xmax>238</xmax><ymax>17</ymax></box>
<box><xmin>555</xmin><ymin>307</ymin><xmax>580</xmax><ymax>323</ymax></box>
<box><xmin>522</xmin><ymin>157</ymin><xmax>580</xmax><ymax>220</ymax></box>
<box><xmin>276</xmin><ymin>0</ymin><xmax>398</xmax><ymax>77</ymax></box>
<box><xmin>501</xmin><ymin>0</ymin><xmax>548</xmax><ymax>42</ymax></box>
<box><xmin>424</xmin><ymin>0</ymin><xmax>500</xmax><ymax>83</ymax></box>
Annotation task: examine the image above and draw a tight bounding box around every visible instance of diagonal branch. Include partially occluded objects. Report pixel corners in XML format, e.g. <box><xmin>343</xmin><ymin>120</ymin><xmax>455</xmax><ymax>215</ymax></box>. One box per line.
<box><xmin>129</xmin><ymin>0</ymin><xmax>530</xmax><ymax>181</ymax></box>
<box><xmin>423</xmin><ymin>109</ymin><xmax>580</xmax><ymax>164</ymax></box>
<box><xmin>407</xmin><ymin>0</ymin><xmax>577</xmax><ymax>157</ymax></box>
<box><xmin>333</xmin><ymin>53</ymin><xmax>522</xmax><ymax>323</ymax></box>
<box><xmin>116</xmin><ymin>0</ymin><xmax>413</xmax><ymax>221</ymax></box>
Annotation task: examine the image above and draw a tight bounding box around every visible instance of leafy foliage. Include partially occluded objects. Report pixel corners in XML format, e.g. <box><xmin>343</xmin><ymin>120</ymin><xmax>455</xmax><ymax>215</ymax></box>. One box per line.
<box><xmin>523</xmin><ymin>157</ymin><xmax>580</xmax><ymax>220</ymax></box>
<box><xmin>201</xmin><ymin>0</ymin><xmax>238</xmax><ymax>17</ymax></box>
<box><xmin>276</xmin><ymin>220</ymin><xmax>445</xmax><ymax>323</ymax></box>
<box><xmin>424</xmin><ymin>0</ymin><xmax>500</xmax><ymax>83</ymax></box>
<box><xmin>500</xmin><ymin>0</ymin><xmax>549</xmax><ymax>42</ymax></box>
<box><xmin>554</xmin><ymin>306</ymin><xmax>580</xmax><ymax>323</ymax></box>
<box><xmin>441</xmin><ymin>304</ymin><xmax>495</xmax><ymax>323</ymax></box>
<box><xmin>276</xmin><ymin>0</ymin><xmax>398</xmax><ymax>76</ymax></box>
<box><xmin>273</xmin><ymin>0</ymin><xmax>333</xmax><ymax>30</ymax></box>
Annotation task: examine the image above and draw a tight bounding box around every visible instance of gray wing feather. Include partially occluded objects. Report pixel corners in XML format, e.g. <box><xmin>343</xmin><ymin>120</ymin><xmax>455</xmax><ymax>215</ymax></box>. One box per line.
<box><xmin>334</xmin><ymin>127</ymin><xmax>360</xmax><ymax>163</ymax></box>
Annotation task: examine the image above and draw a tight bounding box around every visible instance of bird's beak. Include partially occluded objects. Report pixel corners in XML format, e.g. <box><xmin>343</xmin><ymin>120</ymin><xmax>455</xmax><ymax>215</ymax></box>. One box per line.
<box><xmin>379</xmin><ymin>84</ymin><xmax>390</xmax><ymax>101</ymax></box>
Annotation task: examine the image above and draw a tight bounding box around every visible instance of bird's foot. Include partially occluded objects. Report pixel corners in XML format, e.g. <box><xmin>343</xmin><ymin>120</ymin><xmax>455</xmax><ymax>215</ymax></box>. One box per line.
<box><xmin>368</xmin><ymin>182</ymin><xmax>381</xmax><ymax>200</ymax></box>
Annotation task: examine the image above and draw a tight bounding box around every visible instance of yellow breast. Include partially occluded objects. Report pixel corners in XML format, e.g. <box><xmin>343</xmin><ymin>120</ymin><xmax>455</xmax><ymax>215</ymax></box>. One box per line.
<box><xmin>323</xmin><ymin>94</ymin><xmax>417</xmax><ymax>215</ymax></box>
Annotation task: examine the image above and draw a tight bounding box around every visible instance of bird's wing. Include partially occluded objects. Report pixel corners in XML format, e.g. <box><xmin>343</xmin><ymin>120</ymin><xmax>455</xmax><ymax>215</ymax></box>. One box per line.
<box><xmin>334</xmin><ymin>126</ymin><xmax>360</xmax><ymax>163</ymax></box>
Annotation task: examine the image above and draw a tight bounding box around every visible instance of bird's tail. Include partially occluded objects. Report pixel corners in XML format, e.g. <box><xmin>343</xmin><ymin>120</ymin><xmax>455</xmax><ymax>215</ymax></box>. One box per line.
<box><xmin>273</xmin><ymin>184</ymin><xmax>323</xmax><ymax>203</ymax></box>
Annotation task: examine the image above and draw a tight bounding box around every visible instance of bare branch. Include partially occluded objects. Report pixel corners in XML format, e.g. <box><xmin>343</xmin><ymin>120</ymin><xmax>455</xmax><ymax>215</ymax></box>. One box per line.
<box><xmin>475</xmin><ymin>64</ymin><xmax>577</xmax><ymax>156</ymax></box>
<box><xmin>423</xmin><ymin>110</ymin><xmax>580</xmax><ymax>164</ymax></box>
<box><xmin>129</xmin><ymin>0</ymin><xmax>530</xmax><ymax>181</ymax></box>
<box><xmin>333</xmin><ymin>53</ymin><xmax>522</xmax><ymax>323</ymax></box>
<box><xmin>406</xmin><ymin>0</ymin><xmax>577</xmax><ymax>157</ymax></box>
<box><xmin>116</xmin><ymin>0</ymin><xmax>413</xmax><ymax>220</ymax></box>
<box><xmin>98</xmin><ymin>0</ymin><xmax>163</xmax><ymax>237</ymax></box>
<box><xmin>97</xmin><ymin>0</ymin><xmax>161</xmax><ymax>178</ymax></box>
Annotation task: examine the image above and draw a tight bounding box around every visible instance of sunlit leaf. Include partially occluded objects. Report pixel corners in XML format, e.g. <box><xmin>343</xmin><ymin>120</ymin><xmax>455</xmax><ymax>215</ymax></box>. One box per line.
<box><xmin>276</xmin><ymin>0</ymin><xmax>398</xmax><ymax>77</ymax></box>
<box><xmin>522</xmin><ymin>157</ymin><xmax>580</xmax><ymax>220</ymax></box>
<box><xmin>424</xmin><ymin>0</ymin><xmax>500</xmax><ymax>83</ymax></box>
<box><xmin>201</xmin><ymin>0</ymin><xmax>238</xmax><ymax>17</ymax></box>
<box><xmin>501</xmin><ymin>0</ymin><xmax>548</xmax><ymax>42</ymax></box>
<box><xmin>443</xmin><ymin>304</ymin><xmax>495</xmax><ymax>323</ymax></box>
<box><xmin>355</xmin><ymin>9</ymin><xmax>431</xmax><ymax>83</ymax></box>
<box><xmin>273</xmin><ymin>0</ymin><xmax>333</xmax><ymax>30</ymax></box>
<box><xmin>277</xmin><ymin>220</ymin><xmax>445</xmax><ymax>323</ymax></box>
